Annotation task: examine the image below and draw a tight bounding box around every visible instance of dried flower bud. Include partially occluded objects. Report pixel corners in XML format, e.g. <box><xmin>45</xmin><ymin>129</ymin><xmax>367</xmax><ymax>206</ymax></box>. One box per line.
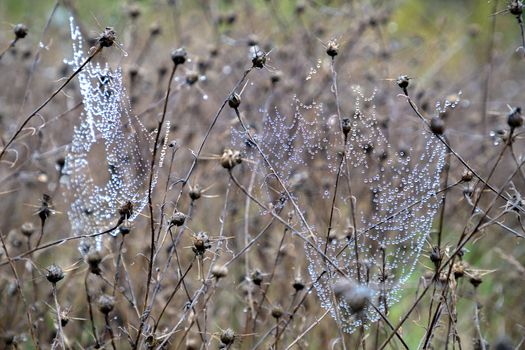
<box><xmin>507</xmin><ymin>107</ymin><xmax>523</xmax><ymax>128</ymax></box>
<box><xmin>430</xmin><ymin>117</ymin><xmax>444</xmax><ymax>135</ymax></box>
<box><xmin>469</xmin><ymin>273</ymin><xmax>482</xmax><ymax>288</ymax></box>
<box><xmin>342</xmin><ymin>117</ymin><xmax>351</xmax><ymax>135</ymax></box>
<box><xmin>185</xmin><ymin>71</ymin><xmax>199</xmax><ymax>86</ymax></box>
<box><xmin>220</xmin><ymin>328</ymin><xmax>235</xmax><ymax>346</ymax></box>
<box><xmin>292</xmin><ymin>277</ymin><xmax>305</xmax><ymax>291</ymax></box>
<box><xmin>252</xmin><ymin>48</ymin><xmax>267</xmax><ymax>68</ymax></box>
<box><xmin>119</xmin><ymin>201</ymin><xmax>134</xmax><ymax>220</ymax></box>
<box><xmin>396</xmin><ymin>75</ymin><xmax>410</xmax><ymax>89</ymax></box>
<box><xmin>150</xmin><ymin>22</ymin><xmax>161</xmax><ymax>36</ymax></box>
<box><xmin>14</xmin><ymin>23</ymin><xmax>28</xmax><ymax>39</ymax></box>
<box><xmin>20</xmin><ymin>222</ymin><xmax>35</xmax><ymax>237</ymax></box>
<box><xmin>220</xmin><ymin>149</ymin><xmax>242</xmax><ymax>169</ymax></box>
<box><xmin>509</xmin><ymin>1</ymin><xmax>524</xmax><ymax>15</ymax></box>
<box><xmin>326</xmin><ymin>40</ymin><xmax>339</xmax><ymax>58</ymax></box>
<box><xmin>97</xmin><ymin>27</ymin><xmax>116</xmax><ymax>48</ymax></box>
<box><xmin>453</xmin><ymin>261</ymin><xmax>466</xmax><ymax>279</ymax></box>
<box><xmin>192</xmin><ymin>232</ymin><xmax>211</xmax><ymax>256</ymax></box>
<box><xmin>46</xmin><ymin>264</ymin><xmax>64</xmax><ymax>284</ymax></box>
<box><xmin>271</xmin><ymin>305</ymin><xmax>284</xmax><ymax>319</ymax></box>
<box><xmin>461</xmin><ymin>170</ymin><xmax>474</xmax><ymax>182</ymax></box>
<box><xmin>251</xmin><ymin>269</ymin><xmax>263</xmax><ymax>286</ymax></box>
<box><xmin>171</xmin><ymin>47</ymin><xmax>187</xmax><ymax>65</ymax></box>
<box><xmin>189</xmin><ymin>184</ymin><xmax>202</xmax><ymax>201</ymax></box>
<box><xmin>333</xmin><ymin>278</ymin><xmax>371</xmax><ymax>314</ymax></box>
<box><xmin>170</xmin><ymin>211</ymin><xmax>186</xmax><ymax>227</ymax></box>
<box><xmin>228</xmin><ymin>93</ymin><xmax>241</xmax><ymax>109</ymax></box>
<box><xmin>86</xmin><ymin>250</ymin><xmax>102</xmax><ymax>274</ymax></box>
<box><xmin>211</xmin><ymin>265</ymin><xmax>228</xmax><ymax>279</ymax></box>
<box><xmin>98</xmin><ymin>294</ymin><xmax>115</xmax><ymax>314</ymax></box>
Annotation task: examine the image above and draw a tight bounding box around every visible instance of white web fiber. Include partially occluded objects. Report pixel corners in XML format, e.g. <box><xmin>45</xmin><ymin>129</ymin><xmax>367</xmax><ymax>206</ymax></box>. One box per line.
<box><xmin>232</xmin><ymin>78</ymin><xmax>450</xmax><ymax>333</ymax></box>
<box><xmin>62</xmin><ymin>18</ymin><xmax>155</xmax><ymax>254</ymax></box>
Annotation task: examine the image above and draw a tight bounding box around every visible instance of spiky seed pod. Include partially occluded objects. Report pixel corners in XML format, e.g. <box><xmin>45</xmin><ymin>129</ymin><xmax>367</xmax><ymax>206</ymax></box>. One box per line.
<box><xmin>220</xmin><ymin>149</ymin><xmax>242</xmax><ymax>169</ymax></box>
<box><xmin>171</xmin><ymin>48</ymin><xmax>187</xmax><ymax>65</ymax></box>
<box><xmin>507</xmin><ymin>107</ymin><xmax>523</xmax><ymax>128</ymax></box>
<box><xmin>396</xmin><ymin>75</ymin><xmax>410</xmax><ymax>89</ymax></box>
<box><xmin>14</xmin><ymin>24</ymin><xmax>28</xmax><ymax>39</ymax></box>
<box><xmin>228</xmin><ymin>92</ymin><xmax>241</xmax><ymax>109</ymax></box>
<box><xmin>170</xmin><ymin>211</ymin><xmax>186</xmax><ymax>227</ymax></box>
<box><xmin>20</xmin><ymin>222</ymin><xmax>35</xmax><ymax>237</ymax></box>
<box><xmin>211</xmin><ymin>265</ymin><xmax>228</xmax><ymax>279</ymax></box>
<box><xmin>326</xmin><ymin>40</ymin><xmax>339</xmax><ymax>57</ymax></box>
<box><xmin>220</xmin><ymin>328</ymin><xmax>235</xmax><ymax>346</ymax></box>
<box><xmin>98</xmin><ymin>294</ymin><xmax>115</xmax><ymax>314</ymax></box>
<box><xmin>430</xmin><ymin>117</ymin><xmax>445</xmax><ymax>135</ymax></box>
<box><xmin>46</xmin><ymin>264</ymin><xmax>64</xmax><ymax>284</ymax></box>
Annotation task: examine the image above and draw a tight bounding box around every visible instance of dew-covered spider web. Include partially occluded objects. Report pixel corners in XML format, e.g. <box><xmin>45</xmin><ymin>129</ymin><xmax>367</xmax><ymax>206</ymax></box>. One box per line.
<box><xmin>62</xmin><ymin>18</ymin><xmax>155</xmax><ymax>254</ymax></box>
<box><xmin>232</xmin><ymin>71</ymin><xmax>456</xmax><ymax>333</ymax></box>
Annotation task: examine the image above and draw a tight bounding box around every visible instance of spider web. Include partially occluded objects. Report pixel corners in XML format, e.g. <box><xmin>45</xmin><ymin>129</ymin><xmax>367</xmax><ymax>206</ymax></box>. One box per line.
<box><xmin>232</xmin><ymin>75</ymin><xmax>450</xmax><ymax>333</ymax></box>
<box><xmin>62</xmin><ymin>18</ymin><xmax>155</xmax><ymax>254</ymax></box>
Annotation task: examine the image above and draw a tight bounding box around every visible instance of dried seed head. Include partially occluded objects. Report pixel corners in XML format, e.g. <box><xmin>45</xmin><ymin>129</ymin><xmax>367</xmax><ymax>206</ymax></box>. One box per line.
<box><xmin>509</xmin><ymin>1</ymin><xmax>524</xmax><ymax>15</ymax></box>
<box><xmin>185</xmin><ymin>71</ymin><xmax>199</xmax><ymax>85</ymax></box>
<box><xmin>228</xmin><ymin>93</ymin><xmax>241</xmax><ymax>109</ymax></box>
<box><xmin>220</xmin><ymin>149</ymin><xmax>242</xmax><ymax>169</ymax></box>
<box><xmin>430</xmin><ymin>117</ymin><xmax>445</xmax><ymax>135</ymax></box>
<box><xmin>326</xmin><ymin>40</ymin><xmax>339</xmax><ymax>58</ymax></box>
<box><xmin>461</xmin><ymin>170</ymin><xmax>474</xmax><ymax>182</ymax></box>
<box><xmin>14</xmin><ymin>23</ymin><xmax>28</xmax><ymax>39</ymax></box>
<box><xmin>429</xmin><ymin>247</ymin><xmax>441</xmax><ymax>266</ymax></box>
<box><xmin>453</xmin><ymin>261</ymin><xmax>466</xmax><ymax>279</ymax></box>
<box><xmin>97</xmin><ymin>27</ymin><xmax>116</xmax><ymax>48</ymax></box>
<box><xmin>20</xmin><ymin>222</ymin><xmax>35</xmax><ymax>237</ymax></box>
<box><xmin>192</xmin><ymin>232</ymin><xmax>211</xmax><ymax>256</ymax></box>
<box><xmin>507</xmin><ymin>107</ymin><xmax>523</xmax><ymax>128</ymax></box>
<box><xmin>170</xmin><ymin>211</ymin><xmax>186</xmax><ymax>227</ymax></box>
<box><xmin>185</xmin><ymin>337</ymin><xmax>199</xmax><ymax>350</ymax></box>
<box><xmin>119</xmin><ymin>223</ymin><xmax>132</xmax><ymax>235</ymax></box>
<box><xmin>251</xmin><ymin>48</ymin><xmax>267</xmax><ymax>68</ymax></box>
<box><xmin>46</xmin><ymin>264</ymin><xmax>64</xmax><ymax>284</ymax></box>
<box><xmin>270</xmin><ymin>71</ymin><xmax>281</xmax><ymax>85</ymax></box>
<box><xmin>211</xmin><ymin>264</ymin><xmax>229</xmax><ymax>279</ymax></box>
<box><xmin>271</xmin><ymin>305</ymin><xmax>284</xmax><ymax>319</ymax></box>
<box><xmin>171</xmin><ymin>47</ymin><xmax>187</xmax><ymax>65</ymax></box>
<box><xmin>119</xmin><ymin>201</ymin><xmax>134</xmax><ymax>220</ymax></box>
<box><xmin>127</xmin><ymin>4</ymin><xmax>141</xmax><ymax>19</ymax></box>
<box><xmin>469</xmin><ymin>272</ymin><xmax>482</xmax><ymax>288</ymax></box>
<box><xmin>60</xmin><ymin>309</ymin><xmax>70</xmax><ymax>327</ymax></box>
<box><xmin>189</xmin><ymin>184</ymin><xmax>202</xmax><ymax>201</ymax></box>
<box><xmin>37</xmin><ymin>193</ymin><xmax>53</xmax><ymax>224</ymax></box>
<box><xmin>220</xmin><ymin>328</ymin><xmax>235</xmax><ymax>346</ymax></box>
<box><xmin>150</xmin><ymin>22</ymin><xmax>161</xmax><ymax>36</ymax></box>
<box><xmin>86</xmin><ymin>250</ymin><xmax>103</xmax><ymax>274</ymax></box>
<box><xmin>333</xmin><ymin>278</ymin><xmax>372</xmax><ymax>314</ymax></box>
<box><xmin>251</xmin><ymin>269</ymin><xmax>263</xmax><ymax>286</ymax></box>
<box><xmin>98</xmin><ymin>294</ymin><xmax>115</xmax><ymax>314</ymax></box>
<box><xmin>292</xmin><ymin>277</ymin><xmax>305</xmax><ymax>291</ymax></box>
<box><xmin>342</xmin><ymin>117</ymin><xmax>351</xmax><ymax>136</ymax></box>
<box><xmin>396</xmin><ymin>75</ymin><xmax>410</xmax><ymax>89</ymax></box>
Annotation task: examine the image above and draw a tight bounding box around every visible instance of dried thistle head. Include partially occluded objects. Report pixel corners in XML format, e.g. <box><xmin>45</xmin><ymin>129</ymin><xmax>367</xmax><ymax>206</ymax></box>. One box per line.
<box><xmin>46</xmin><ymin>264</ymin><xmax>64</xmax><ymax>284</ymax></box>
<box><xmin>97</xmin><ymin>27</ymin><xmax>117</xmax><ymax>48</ymax></box>
<box><xmin>220</xmin><ymin>149</ymin><xmax>242</xmax><ymax>170</ymax></box>
<box><xmin>13</xmin><ymin>23</ymin><xmax>28</xmax><ymax>39</ymax></box>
